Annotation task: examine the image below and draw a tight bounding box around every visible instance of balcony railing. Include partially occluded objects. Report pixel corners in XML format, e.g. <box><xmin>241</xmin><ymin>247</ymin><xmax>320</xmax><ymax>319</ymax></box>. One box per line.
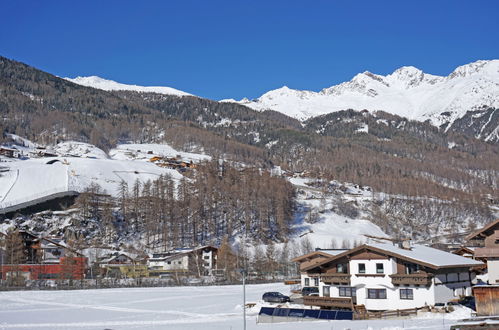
<box><xmin>303</xmin><ymin>296</ymin><xmax>353</xmax><ymax>309</ymax></box>
<box><xmin>320</xmin><ymin>273</ymin><xmax>351</xmax><ymax>285</ymax></box>
<box><xmin>390</xmin><ymin>273</ymin><xmax>433</xmax><ymax>286</ymax></box>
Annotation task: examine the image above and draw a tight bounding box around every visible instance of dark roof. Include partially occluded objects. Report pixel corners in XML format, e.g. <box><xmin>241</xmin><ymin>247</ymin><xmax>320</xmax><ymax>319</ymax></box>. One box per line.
<box><xmin>466</xmin><ymin>219</ymin><xmax>499</xmax><ymax>241</ymax></box>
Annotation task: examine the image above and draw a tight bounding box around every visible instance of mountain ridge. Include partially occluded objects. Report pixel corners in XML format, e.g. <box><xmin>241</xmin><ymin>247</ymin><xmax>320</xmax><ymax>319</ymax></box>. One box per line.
<box><xmin>65</xmin><ymin>75</ymin><xmax>192</xmax><ymax>97</ymax></box>
<box><xmin>223</xmin><ymin>59</ymin><xmax>499</xmax><ymax>127</ymax></box>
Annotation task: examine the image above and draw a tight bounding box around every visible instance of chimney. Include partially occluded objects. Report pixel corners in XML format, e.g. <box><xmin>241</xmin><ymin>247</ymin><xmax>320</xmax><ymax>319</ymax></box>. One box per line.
<box><xmin>400</xmin><ymin>240</ymin><xmax>412</xmax><ymax>250</ymax></box>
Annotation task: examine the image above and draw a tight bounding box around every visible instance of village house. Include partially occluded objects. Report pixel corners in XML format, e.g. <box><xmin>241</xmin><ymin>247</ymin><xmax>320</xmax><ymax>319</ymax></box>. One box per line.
<box><xmin>0</xmin><ymin>146</ymin><xmax>20</xmax><ymax>158</ymax></box>
<box><xmin>147</xmin><ymin>246</ymin><xmax>218</xmax><ymax>277</ymax></box>
<box><xmin>96</xmin><ymin>252</ymin><xmax>148</xmax><ymax>279</ymax></box>
<box><xmin>466</xmin><ymin>218</ymin><xmax>499</xmax><ymax>284</ymax></box>
<box><xmin>294</xmin><ymin>238</ymin><xmax>483</xmax><ymax>312</ymax></box>
<box><xmin>0</xmin><ymin>231</ymin><xmax>86</xmax><ymax>281</ymax></box>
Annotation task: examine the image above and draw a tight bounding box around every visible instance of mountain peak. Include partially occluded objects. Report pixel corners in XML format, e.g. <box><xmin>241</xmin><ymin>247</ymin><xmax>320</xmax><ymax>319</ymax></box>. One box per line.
<box><xmin>449</xmin><ymin>59</ymin><xmax>499</xmax><ymax>78</ymax></box>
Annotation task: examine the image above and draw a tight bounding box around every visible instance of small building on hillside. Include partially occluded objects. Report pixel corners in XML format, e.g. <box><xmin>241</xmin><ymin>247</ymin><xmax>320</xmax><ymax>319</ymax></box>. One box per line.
<box><xmin>466</xmin><ymin>219</ymin><xmax>499</xmax><ymax>284</ymax></box>
<box><xmin>148</xmin><ymin>246</ymin><xmax>218</xmax><ymax>277</ymax></box>
<box><xmin>294</xmin><ymin>239</ymin><xmax>483</xmax><ymax>312</ymax></box>
<box><xmin>0</xmin><ymin>147</ymin><xmax>19</xmax><ymax>158</ymax></box>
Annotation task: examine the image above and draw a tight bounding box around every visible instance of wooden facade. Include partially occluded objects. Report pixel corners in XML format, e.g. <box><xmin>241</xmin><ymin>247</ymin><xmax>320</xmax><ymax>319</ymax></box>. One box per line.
<box><xmin>473</xmin><ymin>285</ymin><xmax>499</xmax><ymax>316</ymax></box>
<box><xmin>303</xmin><ymin>296</ymin><xmax>353</xmax><ymax>309</ymax></box>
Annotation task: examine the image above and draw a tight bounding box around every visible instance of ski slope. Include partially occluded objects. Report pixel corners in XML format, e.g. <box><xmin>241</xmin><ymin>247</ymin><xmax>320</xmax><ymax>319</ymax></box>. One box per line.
<box><xmin>0</xmin><ymin>139</ymin><xmax>212</xmax><ymax>208</ymax></box>
<box><xmin>0</xmin><ymin>283</ymin><xmax>474</xmax><ymax>329</ymax></box>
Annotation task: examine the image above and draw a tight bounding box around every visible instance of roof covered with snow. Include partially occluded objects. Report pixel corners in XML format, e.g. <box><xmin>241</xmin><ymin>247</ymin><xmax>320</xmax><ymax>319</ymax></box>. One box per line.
<box><xmin>303</xmin><ymin>240</ymin><xmax>484</xmax><ymax>271</ymax></box>
<box><xmin>367</xmin><ymin>241</ymin><xmax>484</xmax><ymax>268</ymax></box>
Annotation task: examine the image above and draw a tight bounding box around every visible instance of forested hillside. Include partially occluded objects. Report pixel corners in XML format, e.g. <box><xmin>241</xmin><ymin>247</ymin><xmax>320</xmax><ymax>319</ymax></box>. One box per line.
<box><xmin>1</xmin><ymin>55</ymin><xmax>498</xmax><ymax>244</ymax></box>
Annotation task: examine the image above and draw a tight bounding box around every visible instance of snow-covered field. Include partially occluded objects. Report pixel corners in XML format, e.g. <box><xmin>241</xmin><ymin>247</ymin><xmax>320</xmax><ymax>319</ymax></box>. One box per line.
<box><xmin>0</xmin><ymin>283</ymin><xmax>473</xmax><ymax>330</ymax></box>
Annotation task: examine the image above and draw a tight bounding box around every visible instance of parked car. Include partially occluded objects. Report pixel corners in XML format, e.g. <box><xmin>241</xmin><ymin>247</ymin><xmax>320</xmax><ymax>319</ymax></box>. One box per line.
<box><xmin>301</xmin><ymin>286</ymin><xmax>319</xmax><ymax>296</ymax></box>
<box><xmin>458</xmin><ymin>296</ymin><xmax>476</xmax><ymax>311</ymax></box>
<box><xmin>262</xmin><ymin>292</ymin><xmax>291</xmax><ymax>303</ymax></box>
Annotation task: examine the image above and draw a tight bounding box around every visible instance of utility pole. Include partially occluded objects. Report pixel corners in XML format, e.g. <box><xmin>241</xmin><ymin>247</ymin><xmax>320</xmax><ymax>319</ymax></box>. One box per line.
<box><xmin>242</xmin><ymin>269</ymin><xmax>246</xmax><ymax>330</ymax></box>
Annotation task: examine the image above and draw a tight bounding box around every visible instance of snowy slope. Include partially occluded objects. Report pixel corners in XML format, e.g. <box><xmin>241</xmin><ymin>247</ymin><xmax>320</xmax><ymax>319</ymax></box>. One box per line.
<box><xmin>289</xmin><ymin>177</ymin><xmax>387</xmax><ymax>249</ymax></box>
<box><xmin>53</xmin><ymin>141</ymin><xmax>109</xmax><ymax>159</ymax></box>
<box><xmin>65</xmin><ymin>76</ymin><xmax>192</xmax><ymax>96</ymax></box>
<box><xmin>110</xmin><ymin>143</ymin><xmax>211</xmax><ymax>162</ymax></box>
<box><xmin>0</xmin><ymin>157</ymin><xmax>183</xmax><ymax>208</ymax></box>
<box><xmin>223</xmin><ymin>60</ymin><xmax>499</xmax><ymax>125</ymax></box>
<box><xmin>0</xmin><ymin>139</ymin><xmax>211</xmax><ymax>209</ymax></box>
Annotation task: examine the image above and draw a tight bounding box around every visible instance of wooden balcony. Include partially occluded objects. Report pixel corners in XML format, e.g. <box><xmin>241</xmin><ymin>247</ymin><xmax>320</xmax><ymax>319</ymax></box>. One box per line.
<box><xmin>320</xmin><ymin>273</ymin><xmax>351</xmax><ymax>285</ymax></box>
<box><xmin>390</xmin><ymin>273</ymin><xmax>433</xmax><ymax>286</ymax></box>
<box><xmin>303</xmin><ymin>296</ymin><xmax>353</xmax><ymax>309</ymax></box>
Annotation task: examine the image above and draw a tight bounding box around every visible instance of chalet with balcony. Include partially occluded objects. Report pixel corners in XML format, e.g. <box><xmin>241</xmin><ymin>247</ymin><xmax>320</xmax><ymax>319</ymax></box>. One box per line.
<box><xmin>466</xmin><ymin>218</ymin><xmax>499</xmax><ymax>284</ymax></box>
<box><xmin>294</xmin><ymin>239</ymin><xmax>483</xmax><ymax>311</ymax></box>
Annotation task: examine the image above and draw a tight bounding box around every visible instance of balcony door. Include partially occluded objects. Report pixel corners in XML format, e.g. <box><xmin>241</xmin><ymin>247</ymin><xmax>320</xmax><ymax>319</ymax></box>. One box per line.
<box><xmin>323</xmin><ymin>286</ymin><xmax>330</xmax><ymax>297</ymax></box>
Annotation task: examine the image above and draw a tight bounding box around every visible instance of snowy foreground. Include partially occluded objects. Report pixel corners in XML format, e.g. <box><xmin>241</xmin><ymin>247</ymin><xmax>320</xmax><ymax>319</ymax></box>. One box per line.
<box><xmin>0</xmin><ymin>283</ymin><xmax>472</xmax><ymax>330</ymax></box>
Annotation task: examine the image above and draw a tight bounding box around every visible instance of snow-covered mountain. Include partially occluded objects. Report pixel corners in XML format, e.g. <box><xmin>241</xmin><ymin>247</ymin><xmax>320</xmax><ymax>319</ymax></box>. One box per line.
<box><xmin>65</xmin><ymin>76</ymin><xmax>192</xmax><ymax>97</ymax></box>
<box><xmin>223</xmin><ymin>60</ymin><xmax>499</xmax><ymax>126</ymax></box>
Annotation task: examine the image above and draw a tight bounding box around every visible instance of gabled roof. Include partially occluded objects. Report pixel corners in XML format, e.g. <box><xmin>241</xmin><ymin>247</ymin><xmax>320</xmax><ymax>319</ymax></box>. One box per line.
<box><xmin>291</xmin><ymin>250</ymin><xmax>337</xmax><ymax>263</ymax></box>
<box><xmin>466</xmin><ymin>219</ymin><xmax>499</xmax><ymax>241</ymax></box>
<box><xmin>452</xmin><ymin>246</ymin><xmax>476</xmax><ymax>256</ymax></box>
<box><xmin>302</xmin><ymin>241</ymin><xmax>484</xmax><ymax>272</ymax></box>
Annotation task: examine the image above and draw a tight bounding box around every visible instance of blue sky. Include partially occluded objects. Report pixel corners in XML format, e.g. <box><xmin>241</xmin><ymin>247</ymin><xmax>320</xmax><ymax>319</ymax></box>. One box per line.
<box><xmin>1</xmin><ymin>1</ymin><xmax>498</xmax><ymax>100</ymax></box>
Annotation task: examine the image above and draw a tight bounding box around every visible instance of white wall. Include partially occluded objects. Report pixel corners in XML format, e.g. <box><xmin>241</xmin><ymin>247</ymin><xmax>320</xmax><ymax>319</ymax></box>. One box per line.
<box><xmin>488</xmin><ymin>259</ymin><xmax>499</xmax><ymax>284</ymax></box>
<box><xmin>148</xmin><ymin>255</ymin><xmax>189</xmax><ymax>271</ymax></box>
<box><xmin>349</xmin><ymin>258</ymin><xmax>438</xmax><ymax>310</ymax></box>
<box><xmin>433</xmin><ymin>281</ymin><xmax>470</xmax><ymax>303</ymax></box>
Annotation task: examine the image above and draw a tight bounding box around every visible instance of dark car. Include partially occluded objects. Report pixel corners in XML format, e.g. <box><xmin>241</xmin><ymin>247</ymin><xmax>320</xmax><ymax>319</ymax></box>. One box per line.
<box><xmin>301</xmin><ymin>286</ymin><xmax>319</xmax><ymax>296</ymax></box>
<box><xmin>262</xmin><ymin>292</ymin><xmax>291</xmax><ymax>303</ymax></box>
<box><xmin>459</xmin><ymin>296</ymin><xmax>476</xmax><ymax>311</ymax></box>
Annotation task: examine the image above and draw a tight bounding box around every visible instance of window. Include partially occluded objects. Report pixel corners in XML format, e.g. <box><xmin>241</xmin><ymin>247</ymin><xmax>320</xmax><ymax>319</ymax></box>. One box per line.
<box><xmin>400</xmin><ymin>289</ymin><xmax>413</xmax><ymax>300</ymax></box>
<box><xmin>358</xmin><ymin>263</ymin><xmax>366</xmax><ymax>274</ymax></box>
<box><xmin>367</xmin><ymin>289</ymin><xmax>386</xmax><ymax>299</ymax></box>
<box><xmin>405</xmin><ymin>263</ymin><xmax>420</xmax><ymax>274</ymax></box>
<box><xmin>204</xmin><ymin>256</ymin><xmax>210</xmax><ymax>260</ymax></box>
<box><xmin>313</xmin><ymin>277</ymin><xmax>319</xmax><ymax>286</ymax></box>
<box><xmin>304</xmin><ymin>278</ymin><xmax>310</xmax><ymax>286</ymax></box>
<box><xmin>339</xmin><ymin>287</ymin><xmax>356</xmax><ymax>297</ymax></box>
<box><xmin>204</xmin><ymin>262</ymin><xmax>210</xmax><ymax>267</ymax></box>
<box><xmin>337</xmin><ymin>263</ymin><xmax>347</xmax><ymax>273</ymax></box>
<box><xmin>376</xmin><ymin>263</ymin><xmax>384</xmax><ymax>274</ymax></box>
<box><xmin>323</xmin><ymin>286</ymin><xmax>330</xmax><ymax>297</ymax></box>
<box><xmin>167</xmin><ymin>261</ymin><xmax>171</xmax><ymax>265</ymax></box>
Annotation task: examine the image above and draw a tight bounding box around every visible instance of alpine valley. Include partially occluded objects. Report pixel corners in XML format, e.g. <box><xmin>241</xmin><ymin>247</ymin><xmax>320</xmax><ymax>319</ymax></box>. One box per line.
<box><xmin>0</xmin><ymin>55</ymin><xmax>498</xmax><ymax>258</ymax></box>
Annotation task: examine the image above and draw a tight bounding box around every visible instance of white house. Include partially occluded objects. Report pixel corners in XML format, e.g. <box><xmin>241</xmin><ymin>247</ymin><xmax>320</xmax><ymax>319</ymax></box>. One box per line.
<box><xmin>294</xmin><ymin>239</ymin><xmax>484</xmax><ymax>311</ymax></box>
<box><xmin>147</xmin><ymin>246</ymin><xmax>218</xmax><ymax>276</ymax></box>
